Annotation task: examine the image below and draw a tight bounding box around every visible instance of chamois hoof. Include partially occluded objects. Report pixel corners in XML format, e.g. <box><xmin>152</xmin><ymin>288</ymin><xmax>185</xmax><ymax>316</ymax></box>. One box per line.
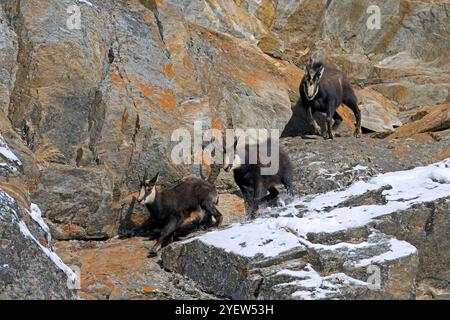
<box><xmin>354</xmin><ymin>130</ymin><xmax>362</xmax><ymax>138</ymax></box>
<box><xmin>311</xmin><ymin>127</ymin><xmax>321</xmax><ymax>136</ymax></box>
<box><xmin>147</xmin><ymin>248</ymin><xmax>158</xmax><ymax>258</ymax></box>
<box><xmin>247</xmin><ymin>212</ymin><xmax>258</xmax><ymax>220</ymax></box>
<box><xmin>331</xmin><ymin>130</ymin><xmax>341</xmax><ymax>138</ymax></box>
<box><xmin>200</xmin><ymin>224</ymin><xmax>211</xmax><ymax>231</ymax></box>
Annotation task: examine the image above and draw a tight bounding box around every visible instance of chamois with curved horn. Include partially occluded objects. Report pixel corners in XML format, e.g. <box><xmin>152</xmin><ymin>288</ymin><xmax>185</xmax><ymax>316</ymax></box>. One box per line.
<box><xmin>300</xmin><ymin>58</ymin><xmax>362</xmax><ymax>139</ymax></box>
<box><xmin>223</xmin><ymin>137</ymin><xmax>294</xmax><ymax>218</ymax></box>
<box><xmin>138</xmin><ymin>170</ymin><xmax>223</xmax><ymax>256</ymax></box>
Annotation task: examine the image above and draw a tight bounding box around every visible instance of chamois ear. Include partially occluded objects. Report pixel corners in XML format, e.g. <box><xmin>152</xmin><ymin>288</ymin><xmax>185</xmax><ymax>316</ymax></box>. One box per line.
<box><xmin>305</xmin><ymin>58</ymin><xmax>314</xmax><ymax>77</ymax></box>
<box><xmin>316</xmin><ymin>65</ymin><xmax>325</xmax><ymax>81</ymax></box>
<box><xmin>150</xmin><ymin>172</ymin><xmax>160</xmax><ymax>184</ymax></box>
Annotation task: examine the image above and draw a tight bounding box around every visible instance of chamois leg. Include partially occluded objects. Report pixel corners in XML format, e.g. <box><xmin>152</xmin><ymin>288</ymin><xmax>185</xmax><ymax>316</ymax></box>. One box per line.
<box><xmin>282</xmin><ymin>178</ymin><xmax>294</xmax><ymax>197</ymax></box>
<box><xmin>332</xmin><ymin>112</ymin><xmax>343</xmax><ymax>137</ymax></box>
<box><xmin>262</xmin><ymin>186</ymin><xmax>279</xmax><ymax>202</ymax></box>
<box><xmin>237</xmin><ymin>183</ymin><xmax>254</xmax><ymax>217</ymax></box>
<box><xmin>240</xmin><ymin>183</ymin><xmax>259</xmax><ymax>219</ymax></box>
<box><xmin>248</xmin><ymin>180</ymin><xmax>267</xmax><ymax>218</ymax></box>
<box><xmin>306</xmin><ymin>106</ymin><xmax>321</xmax><ymax>135</ymax></box>
<box><xmin>343</xmin><ymin>93</ymin><xmax>362</xmax><ymax>138</ymax></box>
<box><xmin>201</xmin><ymin>213</ymin><xmax>214</xmax><ymax>229</ymax></box>
<box><xmin>148</xmin><ymin>218</ymin><xmax>177</xmax><ymax>257</ymax></box>
<box><xmin>161</xmin><ymin>233</ymin><xmax>175</xmax><ymax>248</ymax></box>
<box><xmin>234</xmin><ymin>172</ymin><xmax>250</xmax><ymax>201</ymax></box>
<box><xmin>249</xmin><ymin>200</ymin><xmax>259</xmax><ymax>219</ymax></box>
<box><xmin>202</xmin><ymin>202</ymin><xmax>223</xmax><ymax>228</ymax></box>
<box><xmin>325</xmin><ymin>103</ymin><xmax>337</xmax><ymax>140</ymax></box>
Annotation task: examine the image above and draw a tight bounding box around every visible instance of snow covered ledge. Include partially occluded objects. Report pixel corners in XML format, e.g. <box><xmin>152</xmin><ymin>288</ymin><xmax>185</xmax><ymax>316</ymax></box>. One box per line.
<box><xmin>162</xmin><ymin>159</ymin><xmax>450</xmax><ymax>299</ymax></box>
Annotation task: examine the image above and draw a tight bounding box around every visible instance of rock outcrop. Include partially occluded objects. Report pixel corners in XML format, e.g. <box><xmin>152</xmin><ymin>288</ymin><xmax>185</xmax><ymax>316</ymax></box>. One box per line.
<box><xmin>0</xmin><ymin>141</ymin><xmax>76</xmax><ymax>299</ymax></box>
<box><xmin>0</xmin><ymin>0</ymin><xmax>298</xmax><ymax>240</ymax></box>
<box><xmin>162</xmin><ymin>158</ymin><xmax>450</xmax><ymax>299</ymax></box>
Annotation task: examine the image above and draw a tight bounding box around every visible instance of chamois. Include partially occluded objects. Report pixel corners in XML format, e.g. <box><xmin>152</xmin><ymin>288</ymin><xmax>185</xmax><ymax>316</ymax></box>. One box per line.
<box><xmin>223</xmin><ymin>138</ymin><xmax>294</xmax><ymax>218</ymax></box>
<box><xmin>138</xmin><ymin>171</ymin><xmax>223</xmax><ymax>256</ymax></box>
<box><xmin>300</xmin><ymin>58</ymin><xmax>362</xmax><ymax>139</ymax></box>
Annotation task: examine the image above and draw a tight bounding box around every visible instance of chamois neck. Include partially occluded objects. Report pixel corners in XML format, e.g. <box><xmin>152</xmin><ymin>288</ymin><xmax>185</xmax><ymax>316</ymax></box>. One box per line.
<box><xmin>146</xmin><ymin>190</ymin><xmax>166</xmax><ymax>219</ymax></box>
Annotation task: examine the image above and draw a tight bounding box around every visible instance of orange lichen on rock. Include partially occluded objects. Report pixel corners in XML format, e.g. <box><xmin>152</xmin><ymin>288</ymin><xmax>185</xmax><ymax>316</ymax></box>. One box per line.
<box><xmin>220</xmin><ymin>42</ymin><xmax>232</xmax><ymax>51</ymax></box>
<box><xmin>147</xmin><ymin>101</ymin><xmax>158</xmax><ymax>113</ymax></box>
<box><xmin>67</xmin><ymin>238</ymin><xmax>152</xmax><ymax>299</ymax></box>
<box><xmin>211</xmin><ymin>112</ymin><xmax>224</xmax><ymax>130</ymax></box>
<box><xmin>142</xmin><ymin>287</ymin><xmax>154</xmax><ymax>293</ymax></box>
<box><xmin>154</xmin><ymin>88</ymin><xmax>176</xmax><ymax>112</ymax></box>
<box><xmin>0</xmin><ymin>181</ymin><xmax>29</xmax><ymax>209</ymax></box>
<box><xmin>138</xmin><ymin>83</ymin><xmax>155</xmax><ymax>99</ymax></box>
<box><xmin>63</xmin><ymin>223</ymin><xmax>80</xmax><ymax>235</ymax></box>
<box><xmin>217</xmin><ymin>193</ymin><xmax>246</xmax><ymax>225</ymax></box>
<box><xmin>111</xmin><ymin>71</ymin><xmax>125</xmax><ymax>87</ymax></box>
<box><xmin>164</xmin><ymin>64</ymin><xmax>175</xmax><ymax>78</ymax></box>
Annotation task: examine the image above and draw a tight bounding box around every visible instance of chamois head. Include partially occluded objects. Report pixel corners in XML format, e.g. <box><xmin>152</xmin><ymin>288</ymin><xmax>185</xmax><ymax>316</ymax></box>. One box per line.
<box><xmin>304</xmin><ymin>58</ymin><xmax>325</xmax><ymax>101</ymax></box>
<box><xmin>137</xmin><ymin>170</ymin><xmax>159</xmax><ymax>205</ymax></box>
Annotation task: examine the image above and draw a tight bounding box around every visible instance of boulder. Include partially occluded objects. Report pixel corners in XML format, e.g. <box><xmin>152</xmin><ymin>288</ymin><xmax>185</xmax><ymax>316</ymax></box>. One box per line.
<box><xmin>334</xmin><ymin>88</ymin><xmax>402</xmax><ymax>134</ymax></box>
<box><xmin>162</xmin><ymin>158</ymin><xmax>450</xmax><ymax>299</ymax></box>
<box><xmin>31</xmin><ymin>164</ymin><xmax>115</xmax><ymax>240</ymax></box>
<box><xmin>374</xmin><ymin>198</ymin><xmax>450</xmax><ymax>295</ymax></box>
<box><xmin>54</xmin><ymin>237</ymin><xmax>215</xmax><ymax>300</ymax></box>
<box><xmin>388</xmin><ymin>104</ymin><xmax>450</xmax><ymax>140</ymax></box>
<box><xmin>371</xmin><ymin>82</ymin><xmax>450</xmax><ymax>110</ymax></box>
<box><xmin>0</xmin><ymin>189</ymin><xmax>76</xmax><ymax>299</ymax></box>
<box><xmin>280</xmin><ymin>136</ymin><xmax>450</xmax><ymax>196</ymax></box>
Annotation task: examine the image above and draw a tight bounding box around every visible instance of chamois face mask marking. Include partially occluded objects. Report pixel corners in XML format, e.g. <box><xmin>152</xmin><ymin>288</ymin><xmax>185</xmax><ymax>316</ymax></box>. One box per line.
<box><xmin>139</xmin><ymin>185</ymin><xmax>156</xmax><ymax>205</ymax></box>
<box><xmin>138</xmin><ymin>174</ymin><xmax>159</xmax><ymax>204</ymax></box>
<box><xmin>305</xmin><ymin>66</ymin><xmax>324</xmax><ymax>100</ymax></box>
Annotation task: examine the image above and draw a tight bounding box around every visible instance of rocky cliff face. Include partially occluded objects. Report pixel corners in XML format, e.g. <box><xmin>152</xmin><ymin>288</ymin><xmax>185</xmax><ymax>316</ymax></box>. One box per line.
<box><xmin>0</xmin><ymin>0</ymin><xmax>449</xmax><ymax>300</ymax></box>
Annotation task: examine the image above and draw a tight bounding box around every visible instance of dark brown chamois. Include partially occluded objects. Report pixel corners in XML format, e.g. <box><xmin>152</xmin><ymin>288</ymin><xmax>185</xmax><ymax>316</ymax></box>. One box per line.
<box><xmin>300</xmin><ymin>58</ymin><xmax>362</xmax><ymax>139</ymax></box>
<box><xmin>137</xmin><ymin>171</ymin><xmax>222</xmax><ymax>256</ymax></box>
<box><xmin>223</xmin><ymin>138</ymin><xmax>294</xmax><ymax>218</ymax></box>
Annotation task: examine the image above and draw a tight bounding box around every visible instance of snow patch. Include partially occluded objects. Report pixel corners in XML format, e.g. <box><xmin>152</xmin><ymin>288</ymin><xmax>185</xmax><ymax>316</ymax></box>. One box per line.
<box><xmin>78</xmin><ymin>0</ymin><xmax>95</xmax><ymax>7</ymax></box>
<box><xmin>352</xmin><ymin>238</ymin><xmax>417</xmax><ymax>268</ymax></box>
<box><xmin>276</xmin><ymin>264</ymin><xmax>370</xmax><ymax>300</ymax></box>
<box><xmin>0</xmin><ymin>134</ymin><xmax>22</xmax><ymax>171</ymax></box>
<box><xmin>0</xmin><ymin>189</ymin><xmax>16</xmax><ymax>221</ymax></box>
<box><xmin>28</xmin><ymin>203</ymin><xmax>52</xmax><ymax>244</ymax></box>
<box><xmin>280</xmin><ymin>158</ymin><xmax>450</xmax><ymax>237</ymax></box>
<box><xmin>353</xmin><ymin>165</ymin><xmax>368</xmax><ymax>171</ymax></box>
<box><xmin>192</xmin><ymin>219</ymin><xmax>305</xmax><ymax>258</ymax></box>
<box><xmin>193</xmin><ymin>159</ymin><xmax>449</xmax><ymax>259</ymax></box>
